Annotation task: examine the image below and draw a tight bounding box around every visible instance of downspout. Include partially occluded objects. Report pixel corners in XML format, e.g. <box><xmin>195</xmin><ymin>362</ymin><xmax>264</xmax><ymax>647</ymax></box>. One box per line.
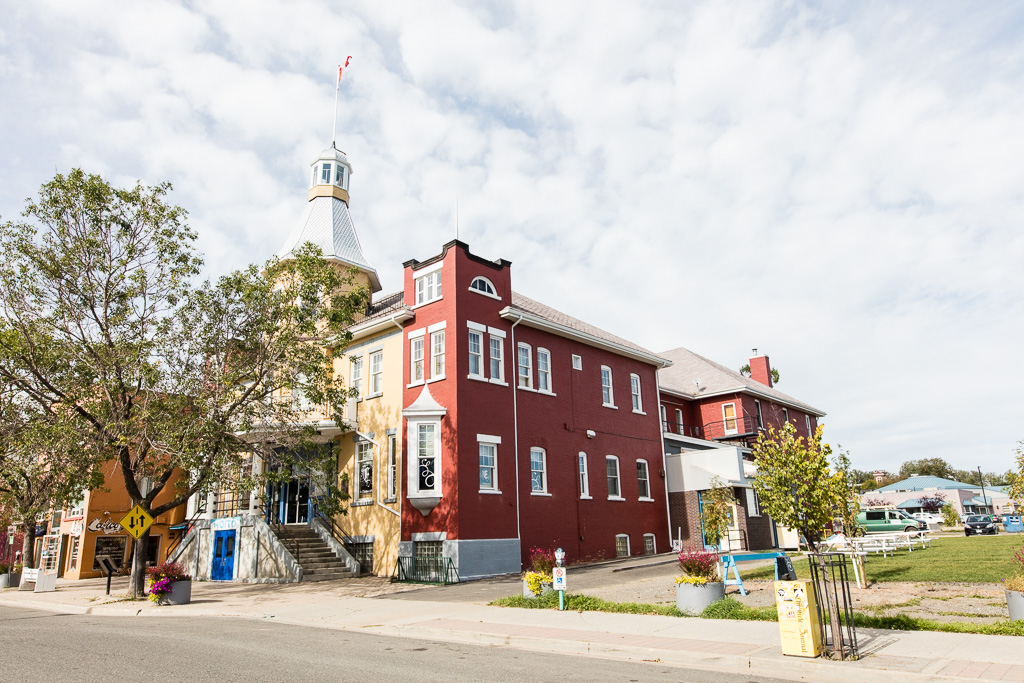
<box><xmin>509</xmin><ymin>313</ymin><xmax>525</xmax><ymax>555</ymax></box>
<box><xmin>358</xmin><ymin>425</ymin><xmax>400</xmax><ymax>518</ymax></box>
<box><xmin>658</xmin><ymin>381</ymin><xmax>673</xmax><ymax>548</ymax></box>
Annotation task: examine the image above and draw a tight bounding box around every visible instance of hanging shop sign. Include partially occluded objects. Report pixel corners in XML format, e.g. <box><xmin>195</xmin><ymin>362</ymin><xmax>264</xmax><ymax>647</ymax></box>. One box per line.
<box><xmin>88</xmin><ymin>515</ymin><xmax>126</xmax><ymax>534</ymax></box>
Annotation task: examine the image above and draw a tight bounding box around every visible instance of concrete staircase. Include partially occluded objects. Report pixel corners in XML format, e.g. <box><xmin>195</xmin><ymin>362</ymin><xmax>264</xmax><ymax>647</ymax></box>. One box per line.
<box><xmin>276</xmin><ymin>525</ymin><xmax>357</xmax><ymax>582</ymax></box>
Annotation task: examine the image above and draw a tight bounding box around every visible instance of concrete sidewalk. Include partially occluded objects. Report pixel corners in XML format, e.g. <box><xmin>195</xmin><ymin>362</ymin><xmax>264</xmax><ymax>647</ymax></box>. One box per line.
<box><xmin>2</xmin><ymin>577</ymin><xmax>1022</xmax><ymax>682</ymax></box>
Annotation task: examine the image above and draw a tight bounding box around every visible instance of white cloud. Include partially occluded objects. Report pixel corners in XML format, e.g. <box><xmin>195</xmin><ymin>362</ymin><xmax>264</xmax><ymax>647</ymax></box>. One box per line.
<box><xmin>1</xmin><ymin>0</ymin><xmax>1022</xmax><ymax>473</ymax></box>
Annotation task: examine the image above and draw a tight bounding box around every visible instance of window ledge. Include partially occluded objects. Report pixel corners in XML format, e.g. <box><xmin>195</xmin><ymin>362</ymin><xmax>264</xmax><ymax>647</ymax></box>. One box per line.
<box><xmin>383</xmin><ymin>498</ymin><xmax>397</xmax><ymax>504</ymax></box>
<box><xmin>427</xmin><ymin>375</ymin><xmax>446</xmax><ymax>384</ymax></box>
<box><xmin>638</xmin><ymin>497</ymin><xmax>655</xmax><ymax>503</ymax></box>
<box><xmin>489</xmin><ymin>378</ymin><xmax>508</xmax><ymax>386</ymax></box>
<box><xmin>469</xmin><ymin>288</ymin><xmax>501</xmax><ymax>300</ymax></box>
<box><xmin>468</xmin><ymin>374</ymin><xmax>488</xmax><ymax>383</ymax></box>
<box><xmin>603</xmin><ymin>403</ymin><xmax>618</xmax><ymax>410</ymax></box>
<box><xmin>351</xmin><ymin>499</ymin><xmax>373</xmax><ymax>507</ymax></box>
<box><xmin>632</xmin><ymin>409</ymin><xmax>646</xmax><ymax>416</ymax></box>
<box><xmin>579</xmin><ymin>495</ymin><xmax>592</xmax><ymax>500</ymax></box>
<box><xmin>411</xmin><ymin>296</ymin><xmax>443</xmax><ymax>310</ymax></box>
<box><xmin>530</xmin><ymin>491</ymin><xmax>552</xmax><ymax>497</ymax></box>
<box><xmin>366</xmin><ymin>392</ymin><xmax>383</xmax><ymax>399</ymax></box>
<box><xmin>479</xmin><ymin>489</ymin><xmax>503</xmax><ymax>495</ymax></box>
<box><xmin>537</xmin><ymin>389</ymin><xmax>556</xmax><ymax>397</ymax></box>
<box><xmin>607</xmin><ymin>495</ymin><xmax>626</xmax><ymax>502</ymax></box>
<box><xmin>517</xmin><ymin>384</ymin><xmax>536</xmax><ymax>392</ymax></box>
<box><xmin>406</xmin><ymin>381</ymin><xmax>425</xmax><ymax>389</ymax></box>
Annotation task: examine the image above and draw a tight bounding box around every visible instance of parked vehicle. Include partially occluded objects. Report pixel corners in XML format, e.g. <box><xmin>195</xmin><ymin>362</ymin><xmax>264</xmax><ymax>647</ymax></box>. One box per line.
<box><xmin>857</xmin><ymin>509</ymin><xmax>927</xmax><ymax>534</ymax></box>
<box><xmin>911</xmin><ymin>512</ymin><xmax>944</xmax><ymax>526</ymax></box>
<box><xmin>964</xmin><ymin>515</ymin><xmax>998</xmax><ymax>536</ymax></box>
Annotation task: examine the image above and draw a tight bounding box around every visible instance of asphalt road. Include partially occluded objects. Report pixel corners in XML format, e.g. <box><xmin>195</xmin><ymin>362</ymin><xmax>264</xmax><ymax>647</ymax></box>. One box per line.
<box><xmin>0</xmin><ymin>605</ymin><xmax>789</xmax><ymax>683</ymax></box>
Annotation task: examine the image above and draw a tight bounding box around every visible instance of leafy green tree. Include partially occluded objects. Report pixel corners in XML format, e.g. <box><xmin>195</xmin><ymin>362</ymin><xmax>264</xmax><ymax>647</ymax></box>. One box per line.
<box><xmin>941</xmin><ymin>503</ymin><xmax>961</xmax><ymax>528</ymax></box>
<box><xmin>898</xmin><ymin>458</ymin><xmax>955</xmax><ymax>480</ymax></box>
<box><xmin>751</xmin><ymin>422</ymin><xmax>850</xmax><ymax>651</ymax></box>
<box><xmin>0</xmin><ymin>170</ymin><xmax>369</xmax><ymax>597</ymax></box>
<box><xmin>699</xmin><ymin>477</ymin><xmax>736</xmax><ymax>548</ymax></box>
<box><xmin>1010</xmin><ymin>442</ymin><xmax>1024</xmax><ymax>509</ymax></box>
<box><xmin>0</xmin><ymin>383</ymin><xmax>101</xmax><ymax>568</ymax></box>
<box><xmin>738</xmin><ymin>364</ymin><xmax>780</xmax><ymax>384</ymax></box>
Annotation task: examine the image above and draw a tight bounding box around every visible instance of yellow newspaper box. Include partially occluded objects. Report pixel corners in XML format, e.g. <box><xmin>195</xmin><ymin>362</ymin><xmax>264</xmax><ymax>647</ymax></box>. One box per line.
<box><xmin>774</xmin><ymin>580</ymin><xmax>823</xmax><ymax>657</ymax></box>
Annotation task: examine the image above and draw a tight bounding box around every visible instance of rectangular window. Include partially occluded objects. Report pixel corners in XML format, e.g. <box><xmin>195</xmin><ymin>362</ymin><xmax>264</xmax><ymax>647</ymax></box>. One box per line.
<box><xmin>417</xmin><ymin>424</ymin><xmax>437</xmax><ymax>493</ymax></box>
<box><xmin>754</xmin><ymin>399</ymin><xmax>763</xmax><ymax>429</ymax></box>
<box><xmin>675</xmin><ymin>409</ymin><xmax>684</xmax><ymax>435</ymax></box>
<box><xmin>637</xmin><ymin>460</ymin><xmax>650</xmax><ymax>499</ymax></box>
<box><xmin>320</xmin><ymin>162</ymin><xmax>332</xmax><ymax>184</ymax></box>
<box><xmin>606</xmin><ymin>456</ymin><xmax>621</xmax><ymax>498</ymax></box>
<box><xmin>387</xmin><ymin>434</ymin><xmax>397</xmax><ymax>500</ymax></box>
<box><xmin>578</xmin><ymin>453</ymin><xmax>590</xmax><ymax>498</ymax></box>
<box><xmin>601</xmin><ymin>366</ymin><xmax>614</xmax><ymax>406</ymax></box>
<box><xmin>369</xmin><ymin>351</ymin><xmax>383</xmax><ymax>396</ymax></box>
<box><xmin>643</xmin><ymin>534</ymin><xmax>656</xmax><ymax>555</ymax></box>
<box><xmin>530</xmin><ymin>448</ymin><xmax>547</xmax><ymax>493</ymax></box>
<box><xmin>411</xmin><ymin>337</ymin><xmax>424</xmax><ymax>383</ymax></box>
<box><xmin>745</xmin><ymin>488</ymin><xmax>761</xmax><ymax>516</ymax></box>
<box><xmin>783</xmin><ymin>407</ymin><xmax>790</xmax><ymax>424</ymax></box>
<box><xmin>431</xmin><ymin>330</ymin><xmax>445</xmax><ymax>378</ymax></box>
<box><xmin>723</xmin><ymin>403</ymin><xmax>737</xmax><ymax>434</ymax></box>
<box><xmin>468</xmin><ymin>330</ymin><xmax>483</xmax><ymax>378</ymax></box>
<box><xmin>351</xmin><ymin>542</ymin><xmax>373</xmax><ymax>574</ymax></box>
<box><xmin>415</xmin><ymin>271</ymin><xmax>442</xmax><ymax>305</ymax></box>
<box><xmin>68</xmin><ymin>535</ymin><xmax>81</xmax><ymax>570</ymax></box>
<box><xmin>356</xmin><ymin>441</ymin><xmax>373</xmax><ymax>499</ymax></box>
<box><xmin>351</xmin><ymin>357</ymin><xmax>363</xmax><ymax>402</ymax></box>
<box><xmin>805</xmin><ymin>414</ymin><xmax>812</xmax><ymax>433</ymax></box>
<box><xmin>517</xmin><ymin>343</ymin><xmax>533</xmax><ymax>388</ymax></box>
<box><xmin>489</xmin><ymin>337</ymin><xmax>504</xmax><ymax>381</ymax></box>
<box><xmin>537</xmin><ymin>348</ymin><xmax>551</xmax><ymax>392</ymax></box>
<box><xmin>572</xmin><ymin>354</ymin><xmax>582</xmax><ymax>370</ymax></box>
<box><xmin>615</xmin><ymin>534</ymin><xmax>630</xmax><ymax>558</ymax></box>
<box><xmin>479</xmin><ymin>443</ymin><xmax>497</xmax><ymax>490</ymax></box>
<box><xmin>660</xmin><ymin>405</ymin><xmax>667</xmax><ymax>430</ymax></box>
<box><xmin>630</xmin><ymin>374</ymin><xmax>643</xmax><ymax>412</ymax></box>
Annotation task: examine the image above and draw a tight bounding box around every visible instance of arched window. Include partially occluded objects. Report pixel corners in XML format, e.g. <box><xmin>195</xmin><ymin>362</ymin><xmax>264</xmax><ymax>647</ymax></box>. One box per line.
<box><xmin>469</xmin><ymin>276</ymin><xmax>498</xmax><ymax>298</ymax></box>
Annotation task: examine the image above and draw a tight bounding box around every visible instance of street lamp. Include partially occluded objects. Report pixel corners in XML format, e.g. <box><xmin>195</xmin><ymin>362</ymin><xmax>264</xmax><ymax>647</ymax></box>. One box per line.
<box><xmin>554</xmin><ymin>547</ymin><xmax>565</xmax><ymax>568</ymax></box>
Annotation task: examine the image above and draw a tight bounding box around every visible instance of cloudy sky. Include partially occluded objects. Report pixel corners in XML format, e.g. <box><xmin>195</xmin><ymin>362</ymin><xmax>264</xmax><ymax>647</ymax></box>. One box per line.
<box><xmin>2</xmin><ymin>1</ymin><xmax>1022</xmax><ymax>474</ymax></box>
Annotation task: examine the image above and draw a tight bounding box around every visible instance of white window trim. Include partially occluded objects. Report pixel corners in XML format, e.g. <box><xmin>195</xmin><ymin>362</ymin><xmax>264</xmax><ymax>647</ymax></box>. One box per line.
<box><xmin>536</xmin><ymin>347</ymin><xmax>554</xmax><ymax>395</ymax></box>
<box><xmin>468</xmin><ymin>276</ymin><xmax>500</xmax><ymax>300</ymax></box>
<box><xmin>429</xmin><ymin>328</ymin><xmax>446</xmax><ymax>381</ymax></box>
<box><xmin>468</xmin><ymin>327</ymin><xmax>485</xmax><ymax>380</ymax></box>
<box><xmin>754</xmin><ymin>399</ymin><xmax>764</xmax><ymax>429</ymax></box>
<box><xmin>630</xmin><ymin>373</ymin><xmax>644</xmax><ymax>414</ymax></box>
<box><xmin>606</xmin><ymin>455</ymin><xmax>623</xmax><ymax>500</ymax></box>
<box><xmin>578</xmin><ymin>452</ymin><xmax>591</xmax><ymax>499</ymax></box>
<box><xmin>407</xmin><ymin>419</ymin><xmax>442</xmax><ymax>499</ymax></box>
<box><xmin>386</xmin><ymin>433</ymin><xmax>398</xmax><ymax>502</ymax></box>
<box><xmin>517</xmin><ymin>342</ymin><xmax>533</xmax><ymax>389</ymax></box>
<box><xmin>478</xmin><ymin>438</ymin><xmax>500</xmax><ymax>494</ymax></box>
<box><xmin>615</xmin><ymin>533</ymin><xmax>630</xmax><ymax>558</ymax></box>
<box><xmin>489</xmin><ymin>335</ymin><xmax>505</xmax><ymax>384</ymax></box>
<box><xmin>643</xmin><ymin>533</ymin><xmax>656</xmax><ymax>555</ymax></box>
<box><xmin>722</xmin><ymin>402</ymin><xmax>738</xmax><ymax>435</ymax></box>
<box><xmin>572</xmin><ymin>354</ymin><xmax>582</xmax><ymax>370</ymax></box>
<box><xmin>408</xmin><ymin>336</ymin><xmax>425</xmax><ymax>388</ymax></box>
<box><xmin>530</xmin><ymin>447</ymin><xmax>548</xmax><ymax>494</ymax></box>
<box><xmin>745</xmin><ymin>488</ymin><xmax>761</xmax><ymax>517</ymax></box>
<box><xmin>349</xmin><ymin>355</ymin><xmax>364</xmax><ymax>402</ymax></box>
<box><xmin>805</xmin><ymin>414</ymin><xmax>812</xmax><ymax>432</ymax></box>
<box><xmin>675</xmin><ymin>408</ymin><xmax>684</xmax><ymax>435</ymax></box>
<box><xmin>636</xmin><ymin>458</ymin><xmax>652</xmax><ymax>501</ymax></box>
<box><xmin>368</xmin><ymin>350</ymin><xmax>384</xmax><ymax>398</ymax></box>
<box><xmin>601</xmin><ymin>366</ymin><xmax>616</xmax><ymax>408</ymax></box>
<box><xmin>355</xmin><ymin>441</ymin><xmax>374</xmax><ymax>500</ymax></box>
<box><xmin>783</xmin><ymin>407</ymin><xmax>790</xmax><ymax>423</ymax></box>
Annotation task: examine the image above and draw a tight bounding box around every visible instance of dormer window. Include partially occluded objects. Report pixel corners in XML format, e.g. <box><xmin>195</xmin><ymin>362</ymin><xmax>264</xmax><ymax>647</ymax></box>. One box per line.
<box><xmin>320</xmin><ymin>162</ymin><xmax>332</xmax><ymax>185</ymax></box>
<box><xmin>415</xmin><ymin>270</ymin><xmax>442</xmax><ymax>305</ymax></box>
<box><xmin>469</xmin><ymin>276</ymin><xmax>499</xmax><ymax>299</ymax></box>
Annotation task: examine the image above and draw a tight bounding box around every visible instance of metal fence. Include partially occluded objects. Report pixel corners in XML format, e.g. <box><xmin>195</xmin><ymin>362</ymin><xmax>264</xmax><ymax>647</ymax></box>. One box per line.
<box><xmin>394</xmin><ymin>556</ymin><xmax>460</xmax><ymax>585</ymax></box>
<box><xmin>807</xmin><ymin>552</ymin><xmax>859</xmax><ymax>660</ymax></box>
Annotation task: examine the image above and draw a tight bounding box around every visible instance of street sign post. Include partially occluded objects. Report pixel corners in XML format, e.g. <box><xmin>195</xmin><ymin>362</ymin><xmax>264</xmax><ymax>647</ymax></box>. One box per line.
<box><xmin>119</xmin><ymin>505</ymin><xmax>154</xmax><ymax>540</ymax></box>
<box><xmin>553</xmin><ymin>547</ymin><xmax>567</xmax><ymax>611</ymax></box>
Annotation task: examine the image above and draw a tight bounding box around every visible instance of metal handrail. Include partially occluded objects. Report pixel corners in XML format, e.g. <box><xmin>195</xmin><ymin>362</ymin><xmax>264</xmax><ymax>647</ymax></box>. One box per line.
<box><xmin>702</xmin><ymin>416</ymin><xmax>759</xmax><ymax>441</ymax></box>
<box><xmin>661</xmin><ymin>421</ymin><xmax>703</xmax><ymax>438</ymax></box>
<box><xmin>257</xmin><ymin>498</ymin><xmax>302</xmax><ymax>565</ymax></box>
<box><xmin>310</xmin><ymin>498</ymin><xmax>358</xmax><ymax>555</ymax></box>
<box><xmin>394</xmin><ymin>556</ymin><xmax>460</xmax><ymax>585</ymax></box>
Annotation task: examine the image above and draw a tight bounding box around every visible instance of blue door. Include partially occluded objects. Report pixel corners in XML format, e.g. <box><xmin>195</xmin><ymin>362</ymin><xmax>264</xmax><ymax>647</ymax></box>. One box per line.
<box><xmin>211</xmin><ymin>530</ymin><xmax>236</xmax><ymax>581</ymax></box>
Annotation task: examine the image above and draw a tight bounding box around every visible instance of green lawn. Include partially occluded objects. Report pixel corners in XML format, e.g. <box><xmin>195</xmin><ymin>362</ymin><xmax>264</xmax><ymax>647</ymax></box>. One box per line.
<box><xmin>742</xmin><ymin>535</ymin><xmax>1022</xmax><ymax>583</ymax></box>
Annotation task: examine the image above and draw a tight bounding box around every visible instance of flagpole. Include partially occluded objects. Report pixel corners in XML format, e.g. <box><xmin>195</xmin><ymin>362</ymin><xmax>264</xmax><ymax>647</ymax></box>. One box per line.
<box><xmin>332</xmin><ymin>64</ymin><xmax>341</xmax><ymax>147</ymax></box>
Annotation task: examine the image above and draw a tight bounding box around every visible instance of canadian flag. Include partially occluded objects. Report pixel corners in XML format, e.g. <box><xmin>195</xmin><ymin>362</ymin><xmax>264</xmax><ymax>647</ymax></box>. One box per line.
<box><xmin>338</xmin><ymin>56</ymin><xmax>352</xmax><ymax>84</ymax></box>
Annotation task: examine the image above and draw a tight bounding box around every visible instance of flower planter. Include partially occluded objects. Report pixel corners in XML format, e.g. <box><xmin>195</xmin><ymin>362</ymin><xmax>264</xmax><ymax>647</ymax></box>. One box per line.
<box><xmin>1007</xmin><ymin>590</ymin><xmax>1024</xmax><ymax>622</ymax></box>
<box><xmin>159</xmin><ymin>579</ymin><xmax>192</xmax><ymax>606</ymax></box>
<box><xmin>1</xmin><ymin>573</ymin><xmax>21</xmax><ymax>589</ymax></box>
<box><xmin>675</xmin><ymin>581</ymin><xmax>725</xmax><ymax>615</ymax></box>
<box><xmin>522</xmin><ymin>579</ymin><xmax>553</xmax><ymax>598</ymax></box>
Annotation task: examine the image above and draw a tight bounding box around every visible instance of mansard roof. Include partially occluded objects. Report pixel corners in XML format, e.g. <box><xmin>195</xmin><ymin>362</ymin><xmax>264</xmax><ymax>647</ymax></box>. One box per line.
<box><xmin>658</xmin><ymin>346</ymin><xmax>825</xmax><ymax>416</ymax></box>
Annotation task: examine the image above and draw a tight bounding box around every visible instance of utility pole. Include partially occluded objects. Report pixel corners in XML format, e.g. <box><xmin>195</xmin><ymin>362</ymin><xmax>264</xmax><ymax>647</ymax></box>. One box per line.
<box><xmin>978</xmin><ymin>466</ymin><xmax>989</xmax><ymax>515</ymax></box>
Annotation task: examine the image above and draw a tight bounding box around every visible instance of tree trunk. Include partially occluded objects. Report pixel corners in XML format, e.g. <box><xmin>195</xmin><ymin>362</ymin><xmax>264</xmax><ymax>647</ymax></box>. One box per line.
<box><xmin>129</xmin><ymin>530</ymin><xmax>150</xmax><ymax>599</ymax></box>
<box><xmin>21</xmin><ymin>525</ymin><xmax>36</xmax><ymax>568</ymax></box>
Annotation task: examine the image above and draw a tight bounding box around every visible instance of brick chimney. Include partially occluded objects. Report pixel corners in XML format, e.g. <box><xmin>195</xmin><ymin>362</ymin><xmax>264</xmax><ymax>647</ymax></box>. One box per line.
<box><xmin>749</xmin><ymin>352</ymin><xmax>772</xmax><ymax>387</ymax></box>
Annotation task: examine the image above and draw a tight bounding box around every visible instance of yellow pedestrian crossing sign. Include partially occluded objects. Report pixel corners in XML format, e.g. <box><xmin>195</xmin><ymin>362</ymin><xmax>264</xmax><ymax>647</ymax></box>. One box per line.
<box><xmin>119</xmin><ymin>505</ymin><xmax>154</xmax><ymax>539</ymax></box>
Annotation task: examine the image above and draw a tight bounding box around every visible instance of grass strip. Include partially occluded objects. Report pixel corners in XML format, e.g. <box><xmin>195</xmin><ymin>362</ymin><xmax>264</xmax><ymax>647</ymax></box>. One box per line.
<box><xmin>490</xmin><ymin>594</ymin><xmax>1024</xmax><ymax>636</ymax></box>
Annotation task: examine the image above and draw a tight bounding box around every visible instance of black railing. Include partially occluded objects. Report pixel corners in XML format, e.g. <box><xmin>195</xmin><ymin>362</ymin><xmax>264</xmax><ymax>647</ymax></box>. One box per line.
<box><xmin>310</xmin><ymin>498</ymin><xmax>359</xmax><ymax>562</ymax></box>
<box><xmin>166</xmin><ymin>503</ymin><xmax>208</xmax><ymax>559</ymax></box>
<box><xmin>661</xmin><ymin>421</ymin><xmax>703</xmax><ymax>438</ymax></box>
<box><xmin>257</xmin><ymin>498</ymin><xmax>302</xmax><ymax>565</ymax></box>
<box><xmin>702</xmin><ymin>416</ymin><xmax>759</xmax><ymax>441</ymax></box>
<box><xmin>394</xmin><ymin>556</ymin><xmax>460</xmax><ymax>585</ymax></box>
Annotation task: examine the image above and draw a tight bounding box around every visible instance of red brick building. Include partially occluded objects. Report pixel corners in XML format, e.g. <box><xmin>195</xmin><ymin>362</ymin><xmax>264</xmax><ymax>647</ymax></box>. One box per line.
<box><xmin>657</xmin><ymin>347</ymin><xmax>825</xmax><ymax>552</ymax></box>
<box><xmin>398</xmin><ymin>241</ymin><xmax>671</xmax><ymax>579</ymax></box>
